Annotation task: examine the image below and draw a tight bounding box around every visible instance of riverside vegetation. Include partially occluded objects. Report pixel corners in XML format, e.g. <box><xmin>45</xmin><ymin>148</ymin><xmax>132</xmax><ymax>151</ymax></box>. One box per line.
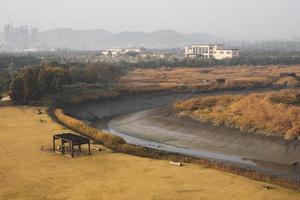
<box><xmin>174</xmin><ymin>90</ymin><xmax>300</xmax><ymax>140</ymax></box>
<box><xmin>119</xmin><ymin>66</ymin><xmax>300</xmax><ymax>92</ymax></box>
<box><xmin>5</xmin><ymin>62</ymin><xmax>300</xmax><ymax>104</ymax></box>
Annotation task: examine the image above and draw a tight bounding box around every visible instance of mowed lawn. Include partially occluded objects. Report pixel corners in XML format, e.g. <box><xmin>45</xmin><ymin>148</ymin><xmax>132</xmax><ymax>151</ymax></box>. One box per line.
<box><xmin>0</xmin><ymin>106</ymin><xmax>299</xmax><ymax>200</ymax></box>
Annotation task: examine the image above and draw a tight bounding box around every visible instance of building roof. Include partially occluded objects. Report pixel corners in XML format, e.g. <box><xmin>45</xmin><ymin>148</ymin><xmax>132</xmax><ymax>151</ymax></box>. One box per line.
<box><xmin>53</xmin><ymin>133</ymin><xmax>89</xmax><ymax>144</ymax></box>
<box><xmin>186</xmin><ymin>44</ymin><xmax>239</xmax><ymax>50</ymax></box>
<box><xmin>217</xmin><ymin>47</ymin><xmax>239</xmax><ymax>50</ymax></box>
<box><xmin>189</xmin><ymin>44</ymin><xmax>224</xmax><ymax>47</ymax></box>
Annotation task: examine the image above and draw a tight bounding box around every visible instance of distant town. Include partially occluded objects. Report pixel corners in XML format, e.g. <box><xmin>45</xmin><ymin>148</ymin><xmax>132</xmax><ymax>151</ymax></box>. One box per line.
<box><xmin>1</xmin><ymin>24</ymin><xmax>300</xmax><ymax>57</ymax></box>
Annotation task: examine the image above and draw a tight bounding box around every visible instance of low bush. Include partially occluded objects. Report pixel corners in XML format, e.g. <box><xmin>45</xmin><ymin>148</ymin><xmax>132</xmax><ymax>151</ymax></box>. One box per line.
<box><xmin>274</xmin><ymin>77</ymin><xmax>300</xmax><ymax>87</ymax></box>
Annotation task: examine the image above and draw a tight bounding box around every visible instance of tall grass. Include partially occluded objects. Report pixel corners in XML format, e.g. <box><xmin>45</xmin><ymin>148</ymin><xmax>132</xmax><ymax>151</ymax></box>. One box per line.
<box><xmin>119</xmin><ymin>66</ymin><xmax>300</xmax><ymax>92</ymax></box>
<box><xmin>275</xmin><ymin>77</ymin><xmax>300</xmax><ymax>87</ymax></box>
<box><xmin>174</xmin><ymin>90</ymin><xmax>300</xmax><ymax>140</ymax></box>
<box><xmin>54</xmin><ymin>109</ymin><xmax>125</xmax><ymax>147</ymax></box>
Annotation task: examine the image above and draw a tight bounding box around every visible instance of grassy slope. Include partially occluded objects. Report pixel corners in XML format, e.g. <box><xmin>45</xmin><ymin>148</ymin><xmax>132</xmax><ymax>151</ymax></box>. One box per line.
<box><xmin>174</xmin><ymin>90</ymin><xmax>300</xmax><ymax>140</ymax></box>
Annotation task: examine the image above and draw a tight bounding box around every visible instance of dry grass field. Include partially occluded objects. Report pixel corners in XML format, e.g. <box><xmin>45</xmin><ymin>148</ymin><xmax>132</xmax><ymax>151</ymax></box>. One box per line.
<box><xmin>1</xmin><ymin>106</ymin><xmax>300</xmax><ymax>200</ymax></box>
<box><xmin>174</xmin><ymin>89</ymin><xmax>300</xmax><ymax>140</ymax></box>
<box><xmin>119</xmin><ymin>65</ymin><xmax>300</xmax><ymax>92</ymax></box>
<box><xmin>54</xmin><ymin>86</ymin><xmax>120</xmax><ymax>105</ymax></box>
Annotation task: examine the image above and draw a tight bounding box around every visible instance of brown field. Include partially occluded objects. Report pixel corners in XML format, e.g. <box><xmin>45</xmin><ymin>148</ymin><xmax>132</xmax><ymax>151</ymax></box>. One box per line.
<box><xmin>51</xmin><ymin>65</ymin><xmax>300</xmax><ymax>107</ymax></box>
<box><xmin>1</xmin><ymin>106</ymin><xmax>300</xmax><ymax>200</ymax></box>
<box><xmin>119</xmin><ymin>65</ymin><xmax>300</xmax><ymax>92</ymax></box>
<box><xmin>174</xmin><ymin>89</ymin><xmax>300</xmax><ymax>140</ymax></box>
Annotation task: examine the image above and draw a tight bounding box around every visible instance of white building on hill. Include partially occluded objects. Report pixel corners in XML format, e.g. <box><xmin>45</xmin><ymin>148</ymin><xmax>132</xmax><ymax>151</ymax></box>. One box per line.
<box><xmin>185</xmin><ymin>44</ymin><xmax>239</xmax><ymax>59</ymax></box>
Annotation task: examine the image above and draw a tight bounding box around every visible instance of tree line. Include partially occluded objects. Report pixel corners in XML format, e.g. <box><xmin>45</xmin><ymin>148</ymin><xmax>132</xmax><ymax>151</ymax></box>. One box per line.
<box><xmin>4</xmin><ymin>52</ymin><xmax>300</xmax><ymax>103</ymax></box>
<box><xmin>127</xmin><ymin>55</ymin><xmax>300</xmax><ymax>69</ymax></box>
<box><xmin>9</xmin><ymin>63</ymin><xmax>123</xmax><ymax>103</ymax></box>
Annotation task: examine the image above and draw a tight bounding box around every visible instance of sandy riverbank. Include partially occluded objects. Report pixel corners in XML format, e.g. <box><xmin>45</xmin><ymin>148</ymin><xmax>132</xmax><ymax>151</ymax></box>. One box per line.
<box><xmin>1</xmin><ymin>106</ymin><xmax>300</xmax><ymax>199</ymax></box>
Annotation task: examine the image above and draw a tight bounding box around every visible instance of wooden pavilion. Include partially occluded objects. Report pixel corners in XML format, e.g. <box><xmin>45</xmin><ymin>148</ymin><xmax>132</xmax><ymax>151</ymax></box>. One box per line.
<box><xmin>53</xmin><ymin>133</ymin><xmax>91</xmax><ymax>158</ymax></box>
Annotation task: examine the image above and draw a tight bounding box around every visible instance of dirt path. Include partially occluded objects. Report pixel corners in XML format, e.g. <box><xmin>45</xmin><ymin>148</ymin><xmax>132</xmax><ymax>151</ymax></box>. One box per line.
<box><xmin>0</xmin><ymin>106</ymin><xmax>300</xmax><ymax>200</ymax></box>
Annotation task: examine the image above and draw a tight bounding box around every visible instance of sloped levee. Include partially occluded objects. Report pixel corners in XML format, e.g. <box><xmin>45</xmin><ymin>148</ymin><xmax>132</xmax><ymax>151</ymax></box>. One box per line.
<box><xmin>62</xmin><ymin>90</ymin><xmax>300</xmax><ymax>189</ymax></box>
<box><xmin>64</xmin><ymin>90</ymin><xmax>268</xmax><ymax>122</ymax></box>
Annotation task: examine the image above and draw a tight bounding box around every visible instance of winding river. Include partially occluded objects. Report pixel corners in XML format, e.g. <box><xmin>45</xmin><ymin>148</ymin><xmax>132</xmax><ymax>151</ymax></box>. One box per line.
<box><xmin>64</xmin><ymin>89</ymin><xmax>300</xmax><ymax>181</ymax></box>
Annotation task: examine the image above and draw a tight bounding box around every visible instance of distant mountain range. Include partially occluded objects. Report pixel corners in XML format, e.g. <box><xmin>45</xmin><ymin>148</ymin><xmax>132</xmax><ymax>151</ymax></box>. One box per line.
<box><xmin>0</xmin><ymin>28</ymin><xmax>226</xmax><ymax>50</ymax></box>
<box><xmin>38</xmin><ymin>29</ymin><xmax>225</xmax><ymax>50</ymax></box>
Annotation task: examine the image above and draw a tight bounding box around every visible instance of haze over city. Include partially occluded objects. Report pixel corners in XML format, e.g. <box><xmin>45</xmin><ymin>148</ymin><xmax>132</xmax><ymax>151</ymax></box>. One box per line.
<box><xmin>1</xmin><ymin>0</ymin><xmax>300</xmax><ymax>40</ymax></box>
<box><xmin>2</xmin><ymin>0</ymin><xmax>300</xmax><ymax>199</ymax></box>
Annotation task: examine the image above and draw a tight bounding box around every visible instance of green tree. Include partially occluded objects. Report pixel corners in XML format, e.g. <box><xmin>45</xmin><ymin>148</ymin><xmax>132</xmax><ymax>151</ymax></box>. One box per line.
<box><xmin>22</xmin><ymin>68</ymin><xmax>40</xmax><ymax>102</ymax></box>
<box><xmin>10</xmin><ymin>75</ymin><xmax>24</xmax><ymax>103</ymax></box>
<box><xmin>37</xmin><ymin>66</ymin><xmax>68</xmax><ymax>96</ymax></box>
<box><xmin>10</xmin><ymin>66</ymin><xmax>68</xmax><ymax>103</ymax></box>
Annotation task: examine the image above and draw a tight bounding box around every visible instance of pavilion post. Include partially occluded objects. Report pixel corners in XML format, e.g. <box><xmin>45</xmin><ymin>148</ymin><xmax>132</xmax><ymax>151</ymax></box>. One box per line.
<box><xmin>71</xmin><ymin>142</ymin><xmax>74</xmax><ymax>158</ymax></box>
<box><xmin>69</xmin><ymin>142</ymin><xmax>72</xmax><ymax>154</ymax></box>
<box><xmin>61</xmin><ymin>140</ymin><xmax>65</xmax><ymax>154</ymax></box>
<box><xmin>53</xmin><ymin>136</ymin><xmax>55</xmax><ymax>151</ymax></box>
<box><xmin>88</xmin><ymin>141</ymin><xmax>91</xmax><ymax>155</ymax></box>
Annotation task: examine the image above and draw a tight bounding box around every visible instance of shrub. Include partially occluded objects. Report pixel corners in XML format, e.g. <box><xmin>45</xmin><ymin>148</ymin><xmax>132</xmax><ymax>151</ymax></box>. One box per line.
<box><xmin>268</xmin><ymin>89</ymin><xmax>300</xmax><ymax>105</ymax></box>
<box><xmin>274</xmin><ymin>77</ymin><xmax>300</xmax><ymax>87</ymax></box>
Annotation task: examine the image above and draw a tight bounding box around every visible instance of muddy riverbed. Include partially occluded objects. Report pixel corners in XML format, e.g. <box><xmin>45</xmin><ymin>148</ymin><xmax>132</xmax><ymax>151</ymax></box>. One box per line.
<box><xmin>64</xmin><ymin>89</ymin><xmax>300</xmax><ymax>181</ymax></box>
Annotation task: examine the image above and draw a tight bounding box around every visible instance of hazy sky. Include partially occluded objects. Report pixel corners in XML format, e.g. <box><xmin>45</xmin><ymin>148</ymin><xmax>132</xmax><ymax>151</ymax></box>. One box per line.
<box><xmin>1</xmin><ymin>0</ymin><xmax>299</xmax><ymax>40</ymax></box>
